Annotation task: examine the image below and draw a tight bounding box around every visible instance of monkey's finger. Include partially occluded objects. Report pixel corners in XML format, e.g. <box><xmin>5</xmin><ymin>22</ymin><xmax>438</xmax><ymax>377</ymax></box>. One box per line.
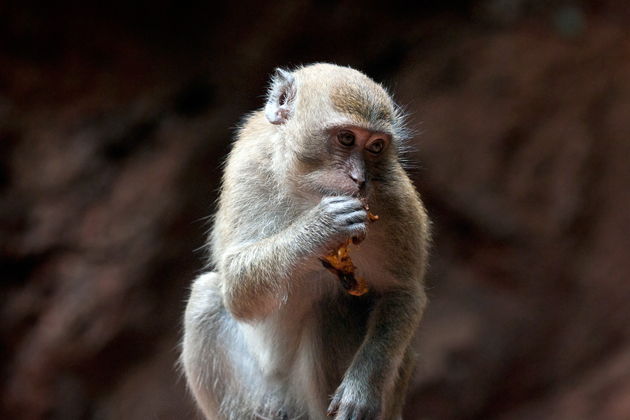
<box><xmin>327</xmin><ymin>394</ymin><xmax>342</xmax><ymax>417</ymax></box>
<box><xmin>339</xmin><ymin>210</ymin><xmax>368</xmax><ymax>225</ymax></box>
<box><xmin>346</xmin><ymin>223</ymin><xmax>367</xmax><ymax>242</ymax></box>
<box><xmin>328</xmin><ymin>199</ymin><xmax>364</xmax><ymax>214</ymax></box>
<box><xmin>333</xmin><ymin>405</ymin><xmax>358</xmax><ymax>420</ymax></box>
<box><xmin>322</xmin><ymin>196</ymin><xmax>358</xmax><ymax>206</ymax></box>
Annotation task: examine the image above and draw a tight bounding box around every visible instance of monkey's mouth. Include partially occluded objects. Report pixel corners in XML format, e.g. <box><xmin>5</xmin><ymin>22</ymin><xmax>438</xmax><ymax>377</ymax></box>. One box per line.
<box><xmin>300</xmin><ymin>170</ymin><xmax>370</xmax><ymax>198</ymax></box>
<box><xmin>315</xmin><ymin>181</ymin><xmax>368</xmax><ymax>198</ymax></box>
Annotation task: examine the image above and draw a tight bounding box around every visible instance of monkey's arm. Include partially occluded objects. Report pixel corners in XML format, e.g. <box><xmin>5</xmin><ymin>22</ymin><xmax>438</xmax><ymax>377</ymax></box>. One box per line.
<box><xmin>330</xmin><ymin>189</ymin><xmax>429</xmax><ymax>419</ymax></box>
<box><xmin>328</xmin><ymin>285</ymin><xmax>427</xmax><ymax>419</ymax></box>
<box><xmin>219</xmin><ymin>196</ymin><xmax>367</xmax><ymax>321</ymax></box>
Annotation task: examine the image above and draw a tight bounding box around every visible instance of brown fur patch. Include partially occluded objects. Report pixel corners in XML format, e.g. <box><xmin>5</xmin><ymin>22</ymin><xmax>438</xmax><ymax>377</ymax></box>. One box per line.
<box><xmin>331</xmin><ymin>83</ymin><xmax>393</xmax><ymax>124</ymax></box>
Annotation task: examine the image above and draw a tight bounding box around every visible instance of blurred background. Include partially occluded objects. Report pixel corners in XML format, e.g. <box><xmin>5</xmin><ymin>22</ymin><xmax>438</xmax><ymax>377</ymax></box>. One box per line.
<box><xmin>1</xmin><ymin>1</ymin><xmax>629</xmax><ymax>419</ymax></box>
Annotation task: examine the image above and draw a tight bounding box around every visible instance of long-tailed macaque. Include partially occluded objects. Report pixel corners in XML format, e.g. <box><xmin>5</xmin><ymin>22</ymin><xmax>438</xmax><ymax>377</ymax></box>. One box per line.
<box><xmin>181</xmin><ymin>63</ymin><xmax>430</xmax><ymax>420</ymax></box>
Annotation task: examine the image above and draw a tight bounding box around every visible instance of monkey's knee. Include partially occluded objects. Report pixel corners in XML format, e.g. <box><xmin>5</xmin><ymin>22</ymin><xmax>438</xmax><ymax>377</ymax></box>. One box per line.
<box><xmin>183</xmin><ymin>272</ymin><xmax>219</xmax><ymax>361</ymax></box>
<box><xmin>182</xmin><ymin>272</ymin><xmax>224</xmax><ymax>367</ymax></box>
<box><xmin>184</xmin><ymin>271</ymin><xmax>222</xmax><ymax>319</ymax></box>
<box><xmin>182</xmin><ymin>272</ymin><xmax>224</xmax><ymax>418</ymax></box>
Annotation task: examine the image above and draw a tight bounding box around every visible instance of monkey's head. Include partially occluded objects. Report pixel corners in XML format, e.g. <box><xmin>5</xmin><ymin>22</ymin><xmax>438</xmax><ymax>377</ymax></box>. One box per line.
<box><xmin>264</xmin><ymin>63</ymin><xmax>408</xmax><ymax>199</ymax></box>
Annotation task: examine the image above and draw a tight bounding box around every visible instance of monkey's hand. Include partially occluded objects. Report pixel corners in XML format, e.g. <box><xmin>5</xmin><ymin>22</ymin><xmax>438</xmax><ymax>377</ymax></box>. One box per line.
<box><xmin>311</xmin><ymin>196</ymin><xmax>368</xmax><ymax>252</ymax></box>
<box><xmin>327</xmin><ymin>377</ymin><xmax>381</xmax><ymax>420</ymax></box>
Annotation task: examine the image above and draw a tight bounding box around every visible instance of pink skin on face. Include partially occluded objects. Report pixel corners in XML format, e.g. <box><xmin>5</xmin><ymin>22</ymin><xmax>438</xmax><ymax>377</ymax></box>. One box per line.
<box><xmin>304</xmin><ymin>126</ymin><xmax>391</xmax><ymax>197</ymax></box>
<box><xmin>333</xmin><ymin>126</ymin><xmax>391</xmax><ymax>191</ymax></box>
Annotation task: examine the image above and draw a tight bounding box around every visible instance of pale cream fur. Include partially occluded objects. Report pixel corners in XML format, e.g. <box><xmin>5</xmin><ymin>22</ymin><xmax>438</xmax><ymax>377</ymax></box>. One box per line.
<box><xmin>181</xmin><ymin>63</ymin><xmax>429</xmax><ymax>420</ymax></box>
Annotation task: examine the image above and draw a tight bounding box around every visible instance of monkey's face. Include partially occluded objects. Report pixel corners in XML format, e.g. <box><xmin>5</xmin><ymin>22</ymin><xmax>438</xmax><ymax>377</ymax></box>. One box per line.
<box><xmin>264</xmin><ymin>64</ymin><xmax>405</xmax><ymax>199</ymax></box>
<box><xmin>295</xmin><ymin>125</ymin><xmax>393</xmax><ymax>198</ymax></box>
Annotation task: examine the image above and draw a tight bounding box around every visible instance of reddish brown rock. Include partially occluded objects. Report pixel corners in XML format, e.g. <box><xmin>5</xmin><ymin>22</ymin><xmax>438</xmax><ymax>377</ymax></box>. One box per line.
<box><xmin>2</xmin><ymin>2</ymin><xmax>629</xmax><ymax>419</ymax></box>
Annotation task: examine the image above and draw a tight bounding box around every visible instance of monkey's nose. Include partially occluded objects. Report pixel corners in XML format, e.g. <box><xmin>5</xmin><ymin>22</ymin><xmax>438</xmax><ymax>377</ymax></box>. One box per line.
<box><xmin>350</xmin><ymin>174</ymin><xmax>366</xmax><ymax>190</ymax></box>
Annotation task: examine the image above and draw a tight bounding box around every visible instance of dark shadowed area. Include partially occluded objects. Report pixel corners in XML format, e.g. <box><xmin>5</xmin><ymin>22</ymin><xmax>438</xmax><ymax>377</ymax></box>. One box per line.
<box><xmin>2</xmin><ymin>1</ymin><xmax>629</xmax><ymax>419</ymax></box>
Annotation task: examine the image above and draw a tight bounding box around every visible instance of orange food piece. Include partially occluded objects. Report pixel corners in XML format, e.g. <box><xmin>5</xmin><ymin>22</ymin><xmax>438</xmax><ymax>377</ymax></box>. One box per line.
<box><xmin>320</xmin><ymin>211</ymin><xmax>378</xmax><ymax>296</ymax></box>
<box><xmin>367</xmin><ymin>212</ymin><xmax>380</xmax><ymax>222</ymax></box>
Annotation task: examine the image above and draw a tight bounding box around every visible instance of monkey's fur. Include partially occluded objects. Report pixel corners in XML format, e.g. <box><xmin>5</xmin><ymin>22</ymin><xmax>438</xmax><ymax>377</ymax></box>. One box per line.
<box><xmin>182</xmin><ymin>63</ymin><xmax>429</xmax><ymax>420</ymax></box>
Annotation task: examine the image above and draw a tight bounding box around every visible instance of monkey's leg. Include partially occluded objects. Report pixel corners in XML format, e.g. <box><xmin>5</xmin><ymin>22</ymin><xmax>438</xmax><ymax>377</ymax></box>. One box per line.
<box><xmin>328</xmin><ymin>287</ymin><xmax>426</xmax><ymax>420</ymax></box>
<box><xmin>183</xmin><ymin>272</ymin><xmax>292</xmax><ymax>420</ymax></box>
<box><xmin>181</xmin><ymin>272</ymin><xmax>230</xmax><ymax>420</ymax></box>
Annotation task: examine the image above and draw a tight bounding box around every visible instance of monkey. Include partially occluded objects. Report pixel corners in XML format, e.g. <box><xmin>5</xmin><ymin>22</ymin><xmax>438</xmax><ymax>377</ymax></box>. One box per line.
<box><xmin>181</xmin><ymin>63</ymin><xmax>430</xmax><ymax>420</ymax></box>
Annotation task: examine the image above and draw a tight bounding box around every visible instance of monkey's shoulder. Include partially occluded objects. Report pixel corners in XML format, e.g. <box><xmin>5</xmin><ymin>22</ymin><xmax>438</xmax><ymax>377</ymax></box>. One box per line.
<box><xmin>367</xmin><ymin>180</ymin><xmax>429</xmax><ymax>279</ymax></box>
<box><xmin>374</xmin><ymin>175</ymin><xmax>427</xmax><ymax>230</ymax></box>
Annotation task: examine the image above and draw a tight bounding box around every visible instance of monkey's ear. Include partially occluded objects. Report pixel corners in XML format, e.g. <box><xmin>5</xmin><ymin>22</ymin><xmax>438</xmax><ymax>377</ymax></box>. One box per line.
<box><xmin>265</xmin><ymin>68</ymin><xmax>296</xmax><ymax>125</ymax></box>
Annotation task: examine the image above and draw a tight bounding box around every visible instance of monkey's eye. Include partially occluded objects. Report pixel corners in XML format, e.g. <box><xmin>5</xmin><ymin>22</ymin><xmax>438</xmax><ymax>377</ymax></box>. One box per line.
<box><xmin>366</xmin><ymin>139</ymin><xmax>385</xmax><ymax>154</ymax></box>
<box><xmin>337</xmin><ymin>131</ymin><xmax>355</xmax><ymax>147</ymax></box>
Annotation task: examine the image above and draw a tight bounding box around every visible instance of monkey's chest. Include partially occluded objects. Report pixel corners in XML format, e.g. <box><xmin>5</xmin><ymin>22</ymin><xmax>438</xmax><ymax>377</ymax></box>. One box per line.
<box><xmin>239</xmin><ymin>287</ymin><xmax>371</xmax><ymax>369</ymax></box>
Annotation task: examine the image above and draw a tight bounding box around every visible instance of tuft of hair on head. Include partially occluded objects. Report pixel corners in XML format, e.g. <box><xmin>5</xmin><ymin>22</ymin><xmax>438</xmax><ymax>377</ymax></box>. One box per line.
<box><xmin>387</xmin><ymin>95</ymin><xmax>420</xmax><ymax>171</ymax></box>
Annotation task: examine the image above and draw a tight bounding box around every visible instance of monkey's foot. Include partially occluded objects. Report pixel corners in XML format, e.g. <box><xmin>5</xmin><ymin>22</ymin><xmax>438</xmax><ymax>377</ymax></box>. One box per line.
<box><xmin>327</xmin><ymin>380</ymin><xmax>381</xmax><ymax>420</ymax></box>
